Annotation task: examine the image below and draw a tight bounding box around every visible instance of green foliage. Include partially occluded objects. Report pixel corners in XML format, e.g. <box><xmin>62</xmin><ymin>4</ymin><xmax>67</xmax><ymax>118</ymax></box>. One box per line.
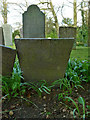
<box><xmin>62</xmin><ymin>17</ymin><xmax>73</xmax><ymax>26</ymax></box>
<box><xmin>65</xmin><ymin>96</ymin><xmax>80</xmax><ymax>117</ymax></box>
<box><xmin>65</xmin><ymin>96</ymin><xmax>89</xmax><ymax>119</ymax></box>
<box><xmin>76</xmin><ymin>26</ymin><xmax>88</xmax><ymax>46</ymax></box>
<box><xmin>46</xmin><ymin>30</ymin><xmax>57</xmax><ymax>38</ymax></box>
<box><xmin>2</xmin><ymin>60</ymin><xmax>23</xmax><ymax>99</ymax></box>
<box><xmin>12</xmin><ymin>30</ymin><xmax>20</xmax><ymax>43</ymax></box>
<box><xmin>65</xmin><ymin>59</ymin><xmax>89</xmax><ymax>83</ymax></box>
<box><xmin>2</xmin><ymin>61</ymin><xmax>51</xmax><ymax>99</ymax></box>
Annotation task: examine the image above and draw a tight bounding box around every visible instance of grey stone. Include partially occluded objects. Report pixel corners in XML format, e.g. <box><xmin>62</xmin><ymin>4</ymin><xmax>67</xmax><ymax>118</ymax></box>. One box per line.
<box><xmin>23</xmin><ymin>5</ymin><xmax>45</xmax><ymax>38</ymax></box>
<box><xmin>20</xmin><ymin>28</ymin><xmax>23</xmax><ymax>38</ymax></box>
<box><xmin>59</xmin><ymin>26</ymin><xmax>76</xmax><ymax>49</ymax></box>
<box><xmin>2</xmin><ymin>24</ymin><xmax>13</xmax><ymax>46</ymax></box>
<box><xmin>15</xmin><ymin>38</ymin><xmax>74</xmax><ymax>84</ymax></box>
<box><xmin>0</xmin><ymin>27</ymin><xmax>4</xmax><ymax>45</ymax></box>
<box><xmin>0</xmin><ymin>45</ymin><xmax>16</xmax><ymax>76</ymax></box>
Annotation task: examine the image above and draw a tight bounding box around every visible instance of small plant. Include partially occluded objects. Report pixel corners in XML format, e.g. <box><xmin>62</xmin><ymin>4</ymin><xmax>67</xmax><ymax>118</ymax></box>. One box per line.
<box><xmin>65</xmin><ymin>96</ymin><xmax>88</xmax><ymax>119</ymax></box>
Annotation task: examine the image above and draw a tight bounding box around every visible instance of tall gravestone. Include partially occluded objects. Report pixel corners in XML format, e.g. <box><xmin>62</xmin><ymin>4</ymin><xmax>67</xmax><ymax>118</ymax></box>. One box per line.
<box><xmin>2</xmin><ymin>24</ymin><xmax>13</xmax><ymax>46</ymax></box>
<box><xmin>0</xmin><ymin>27</ymin><xmax>4</xmax><ymax>45</ymax></box>
<box><xmin>23</xmin><ymin>5</ymin><xmax>45</xmax><ymax>38</ymax></box>
<box><xmin>59</xmin><ymin>26</ymin><xmax>76</xmax><ymax>49</ymax></box>
<box><xmin>0</xmin><ymin>45</ymin><xmax>16</xmax><ymax>76</ymax></box>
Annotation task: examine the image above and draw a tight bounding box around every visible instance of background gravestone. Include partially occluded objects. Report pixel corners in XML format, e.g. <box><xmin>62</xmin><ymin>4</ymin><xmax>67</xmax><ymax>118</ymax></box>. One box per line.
<box><xmin>59</xmin><ymin>26</ymin><xmax>76</xmax><ymax>49</ymax></box>
<box><xmin>2</xmin><ymin>24</ymin><xmax>13</xmax><ymax>46</ymax></box>
<box><xmin>23</xmin><ymin>5</ymin><xmax>45</xmax><ymax>38</ymax></box>
<box><xmin>0</xmin><ymin>45</ymin><xmax>16</xmax><ymax>76</ymax></box>
<box><xmin>0</xmin><ymin>27</ymin><xmax>4</xmax><ymax>45</ymax></box>
<box><xmin>20</xmin><ymin>28</ymin><xmax>23</xmax><ymax>38</ymax></box>
<box><xmin>15</xmin><ymin>38</ymin><xmax>74</xmax><ymax>84</ymax></box>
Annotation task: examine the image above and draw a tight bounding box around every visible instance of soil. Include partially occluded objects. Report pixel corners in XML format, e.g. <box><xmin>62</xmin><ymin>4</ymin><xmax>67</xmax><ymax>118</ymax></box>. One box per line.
<box><xmin>2</xmin><ymin>82</ymin><xmax>90</xmax><ymax>119</ymax></box>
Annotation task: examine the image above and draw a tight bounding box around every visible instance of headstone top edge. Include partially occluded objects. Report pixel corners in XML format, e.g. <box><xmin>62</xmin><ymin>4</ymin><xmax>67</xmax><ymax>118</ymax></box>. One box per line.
<box><xmin>15</xmin><ymin>38</ymin><xmax>75</xmax><ymax>40</ymax></box>
<box><xmin>23</xmin><ymin>4</ymin><xmax>45</xmax><ymax>15</ymax></box>
<box><xmin>59</xmin><ymin>26</ymin><xmax>77</xmax><ymax>28</ymax></box>
<box><xmin>0</xmin><ymin>45</ymin><xmax>16</xmax><ymax>51</ymax></box>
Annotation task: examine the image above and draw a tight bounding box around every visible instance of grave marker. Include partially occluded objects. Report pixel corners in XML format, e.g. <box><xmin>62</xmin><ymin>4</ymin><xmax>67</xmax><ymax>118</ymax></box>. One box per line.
<box><xmin>23</xmin><ymin>5</ymin><xmax>45</xmax><ymax>38</ymax></box>
<box><xmin>59</xmin><ymin>26</ymin><xmax>76</xmax><ymax>49</ymax></box>
<box><xmin>2</xmin><ymin>24</ymin><xmax>13</xmax><ymax>46</ymax></box>
<box><xmin>15</xmin><ymin>38</ymin><xmax>74</xmax><ymax>84</ymax></box>
<box><xmin>0</xmin><ymin>45</ymin><xmax>16</xmax><ymax>76</ymax></box>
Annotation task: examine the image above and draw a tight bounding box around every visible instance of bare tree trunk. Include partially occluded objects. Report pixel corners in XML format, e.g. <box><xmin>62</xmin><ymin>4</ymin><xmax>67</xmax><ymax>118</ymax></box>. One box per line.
<box><xmin>49</xmin><ymin>0</ymin><xmax>59</xmax><ymax>36</ymax></box>
<box><xmin>2</xmin><ymin>0</ymin><xmax>8</xmax><ymax>24</ymax></box>
<box><xmin>88</xmin><ymin>1</ymin><xmax>90</xmax><ymax>47</ymax></box>
<box><xmin>38</xmin><ymin>0</ymin><xmax>59</xmax><ymax>37</ymax></box>
<box><xmin>73</xmin><ymin>0</ymin><xmax>77</xmax><ymax>27</ymax></box>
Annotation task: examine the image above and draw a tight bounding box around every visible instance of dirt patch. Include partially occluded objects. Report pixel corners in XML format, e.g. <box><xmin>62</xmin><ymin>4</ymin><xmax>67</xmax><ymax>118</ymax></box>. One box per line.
<box><xmin>2</xmin><ymin>83</ymin><xmax>90</xmax><ymax>119</ymax></box>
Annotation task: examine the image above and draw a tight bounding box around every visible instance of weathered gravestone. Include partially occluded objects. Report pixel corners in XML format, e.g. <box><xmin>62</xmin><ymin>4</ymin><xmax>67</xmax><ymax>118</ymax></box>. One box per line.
<box><xmin>0</xmin><ymin>27</ymin><xmax>4</xmax><ymax>45</ymax></box>
<box><xmin>15</xmin><ymin>38</ymin><xmax>74</xmax><ymax>84</ymax></box>
<box><xmin>2</xmin><ymin>24</ymin><xmax>13</xmax><ymax>46</ymax></box>
<box><xmin>59</xmin><ymin>26</ymin><xmax>76</xmax><ymax>49</ymax></box>
<box><xmin>23</xmin><ymin>5</ymin><xmax>45</xmax><ymax>38</ymax></box>
<box><xmin>0</xmin><ymin>45</ymin><xmax>16</xmax><ymax>76</ymax></box>
<box><xmin>20</xmin><ymin>28</ymin><xmax>23</xmax><ymax>38</ymax></box>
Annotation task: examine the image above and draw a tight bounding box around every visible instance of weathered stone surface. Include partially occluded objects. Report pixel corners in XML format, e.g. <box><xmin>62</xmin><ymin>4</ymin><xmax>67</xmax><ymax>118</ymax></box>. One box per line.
<box><xmin>0</xmin><ymin>27</ymin><xmax>4</xmax><ymax>45</ymax></box>
<box><xmin>20</xmin><ymin>28</ymin><xmax>23</xmax><ymax>38</ymax></box>
<box><xmin>15</xmin><ymin>38</ymin><xmax>74</xmax><ymax>83</ymax></box>
<box><xmin>59</xmin><ymin>26</ymin><xmax>76</xmax><ymax>49</ymax></box>
<box><xmin>2</xmin><ymin>24</ymin><xmax>13</xmax><ymax>46</ymax></box>
<box><xmin>23</xmin><ymin>5</ymin><xmax>45</xmax><ymax>38</ymax></box>
<box><xmin>0</xmin><ymin>45</ymin><xmax>16</xmax><ymax>76</ymax></box>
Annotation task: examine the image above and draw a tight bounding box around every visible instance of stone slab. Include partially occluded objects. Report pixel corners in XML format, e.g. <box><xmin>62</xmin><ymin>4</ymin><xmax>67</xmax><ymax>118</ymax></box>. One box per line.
<box><xmin>2</xmin><ymin>24</ymin><xmax>13</xmax><ymax>46</ymax></box>
<box><xmin>0</xmin><ymin>27</ymin><xmax>4</xmax><ymax>45</ymax></box>
<box><xmin>59</xmin><ymin>26</ymin><xmax>76</xmax><ymax>49</ymax></box>
<box><xmin>23</xmin><ymin>5</ymin><xmax>45</xmax><ymax>38</ymax></box>
<box><xmin>15</xmin><ymin>38</ymin><xmax>74</xmax><ymax>84</ymax></box>
<box><xmin>0</xmin><ymin>45</ymin><xmax>16</xmax><ymax>76</ymax></box>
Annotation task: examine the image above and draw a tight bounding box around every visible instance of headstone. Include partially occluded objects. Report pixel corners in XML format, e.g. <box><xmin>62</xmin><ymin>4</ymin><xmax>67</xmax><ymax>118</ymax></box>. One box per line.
<box><xmin>23</xmin><ymin>5</ymin><xmax>45</xmax><ymax>38</ymax></box>
<box><xmin>2</xmin><ymin>24</ymin><xmax>13</xmax><ymax>46</ymax></box>
<box><xmin>0</xmin><ymin>45</ymin><xmax>16</xmax><ymax>76</ymax></box>
<box><xmin>15</xmin><ymin>38</ymin><xmax>74</xmax><ymax>84</ymax></box>
<box><xmin>0</xmin><ymin>27</ymin><xmax>4</xmax><ymax>45</ymax></box>
<box><xmin>59</xmin><ymin>26</ymin><xmax>76</xmax><ymax>49</ymax></box>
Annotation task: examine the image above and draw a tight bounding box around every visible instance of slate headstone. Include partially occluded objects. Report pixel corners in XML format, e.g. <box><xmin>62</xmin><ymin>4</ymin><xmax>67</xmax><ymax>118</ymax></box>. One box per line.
<box><xmin>15</xmin><ymin>38</ymin><xmax>74</xmax><ymax>84</ymax></box>
<box><xmin>23</xmin><ymin>5</ymin><xmax>45</xmax><ymax>38</ymax></box>
<box><xmin>0</xmin><ymin>27</ymin><xmax>4</xmax><ymax>45</ymax></box>
<box><xmin>0</xmin><ymin>45</ymin><xmax>16</xmax><ymax>76</ymax></box>
<box><xmin>2</xmin><ymin>24</ymin><xmax>13</xmax><ymax>46</ymax></box>
<box><xmin>59</xmin><ymin>26</ymin><xmax>76</xmax><ymax>49</ymax></box>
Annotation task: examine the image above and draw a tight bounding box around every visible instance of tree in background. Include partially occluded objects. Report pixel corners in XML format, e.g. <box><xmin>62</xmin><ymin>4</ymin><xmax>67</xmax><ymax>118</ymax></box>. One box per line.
<box><xmin>1</xmin><ymin>0</ymin><xmax>8</xmax><ymax>24</ymax></box>
<box><xmin>73</xmin><ymin>0</ymin><xmax>77</xmax><ymax>27</ymax></box>
<box><xmin>45</xmin><ymin>17</ymin><xmax>57</xmax><ymax>38</ymax></box>
<box><xmin>38</xmin><ymin>0</ymin><xmax>59</xmax><ymax>37</ymax></box>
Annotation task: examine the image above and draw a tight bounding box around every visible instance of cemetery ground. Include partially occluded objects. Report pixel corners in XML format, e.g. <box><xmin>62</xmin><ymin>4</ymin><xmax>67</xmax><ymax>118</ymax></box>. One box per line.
<box><xmin>2</xmin><ymin>46</ymin><xmax>90</xmax><ymax>119</ymax></box>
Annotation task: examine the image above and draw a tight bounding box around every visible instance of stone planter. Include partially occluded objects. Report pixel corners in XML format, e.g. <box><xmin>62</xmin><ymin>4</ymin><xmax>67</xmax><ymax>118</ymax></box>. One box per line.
<box><xmin>15</xmin><ymin>38</ymin><xmax>74</xmax><ymax>84</ymax></box>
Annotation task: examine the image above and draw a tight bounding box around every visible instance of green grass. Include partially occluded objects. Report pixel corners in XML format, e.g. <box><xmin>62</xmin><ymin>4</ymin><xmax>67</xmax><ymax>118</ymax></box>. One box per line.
<box><xmin>70</xmin><ymin>46</ymin><xmax>88</xmax><ymax>61</ymax></box>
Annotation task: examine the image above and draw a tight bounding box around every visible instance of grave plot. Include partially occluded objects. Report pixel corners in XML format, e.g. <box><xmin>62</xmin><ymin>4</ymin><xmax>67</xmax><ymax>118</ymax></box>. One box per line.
<box><xmin>15</xmin><ymin>5</ymin><xmax>74</xmax><ymax>83</ymax></box>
